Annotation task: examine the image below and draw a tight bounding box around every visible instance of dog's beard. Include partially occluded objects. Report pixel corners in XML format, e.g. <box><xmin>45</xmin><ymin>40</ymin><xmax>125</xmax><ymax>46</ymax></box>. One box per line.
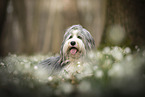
<box><xmin>39</xmin><ymin>25</ymin><xmax>95</xmax><ymax>75</ymax></box>
<box><xmin>63</xmin><ymin>37</ymin><xmax>86</xmax><ymax>61</ymax></box>
<box><xmin>61</xmin><ymin>37</ymin><xmax>86</xmax><ymax>74</ymax></box>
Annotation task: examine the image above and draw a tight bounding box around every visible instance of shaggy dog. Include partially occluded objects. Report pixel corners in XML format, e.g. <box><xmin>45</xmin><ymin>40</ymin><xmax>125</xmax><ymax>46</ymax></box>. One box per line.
<box><xmin>39</xmin><ymin>25</ymin><xmax>95</xmax><ymax>75</ymax></box>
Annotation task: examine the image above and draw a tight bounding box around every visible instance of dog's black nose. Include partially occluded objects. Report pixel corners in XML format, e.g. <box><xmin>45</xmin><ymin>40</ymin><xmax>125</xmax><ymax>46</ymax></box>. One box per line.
<box><xmin>70</xmin><ymin>41</ymin><xmax>76</xmax><ymax>46</ymax></box>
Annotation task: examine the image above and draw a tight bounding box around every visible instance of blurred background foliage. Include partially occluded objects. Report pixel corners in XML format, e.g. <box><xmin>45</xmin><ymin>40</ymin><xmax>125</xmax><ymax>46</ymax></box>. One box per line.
<box><xmin>0</xmin><ymin>0</ymin><xmax>145</xmax><ymax>97</ymax></box>
<box><xmin>0</xmin><ymin>47</ymin><xmax>145</xmax><ymax>97</ymax></box>
<box><xmin>0</xmin><ymin>0</ymin><xmax>145</xmax><ymax>56</ymax></box>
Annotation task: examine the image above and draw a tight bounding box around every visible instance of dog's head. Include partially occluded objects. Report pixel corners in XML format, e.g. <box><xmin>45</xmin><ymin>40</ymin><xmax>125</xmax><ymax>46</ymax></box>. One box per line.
<box><xmin>60</xmin><ymin>25</ymin><xmax>95</xmax><ymax>62</ymax></box>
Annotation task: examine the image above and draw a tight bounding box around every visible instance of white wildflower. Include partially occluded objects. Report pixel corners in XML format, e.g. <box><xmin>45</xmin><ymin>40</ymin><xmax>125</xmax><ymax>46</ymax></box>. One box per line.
<box><xmin>48</xmin><ymin>76</ymin><xmax>53</xmax><ymax>81</ymax></box>
<box><xmin>108</xmin><ymin>63</ymin><xmax>124</xmax><ymax>77</ymax></box>
<box><xmin>135</xmin><ymin>45</ymin><xmax>138</xmax><ymax>49</ymax></box>
<box><xmin>59</xmin><ymin>82</ymin><xmax>73</xmax><ymax>94</ymax></box>
<box><xmin>95</xmin><ymin>70</ymin><xmax>103</xmax><ymax>78</ymax></box>
<box><xmin>77</xmin><ymin>61</ymin><xmax>81</xmax><ymax>65</ymax></box>
<box><xmin>111</xmin><ymin>47</ymin><xmax>123</xmax><ymax>60</ymax></box>
<box><xmin>137</xmin><ymin>48</ymin><xmax>140</xmax><ymax>52</ymax></box>
<box><xmin>93</xmin><ymin>66</ymin><xmax>98</xmax><ymax>71</ymax></box>
<box><xmin>34</xmin><ymin>69</ymin><xmax>48</xmax><ymax>82</ymax></box>
<box><xmin>78</xmin><ymin>81</ymin><xmax>91</xmax><ymax>93</ymax></box>
<box><xmin>24</xmin><ymin>62</ymin><xmax>30</xmax><ymax>69</ymax></box>
<box><xmin>77</xmin><ymin>64</ymin><xmax>81</xmax><ymax>67</ymax></box>
<box><xmin>124</xmin><ymin>47</ymin><xmax>131</xmax><ymax>54</ymax></box>
<box><xmin>34</xmin><ymin>65</ymin><xmax>38</xmax><ymax>70</ymax></box>
<box><xmin>23</xmin><ymin>59</ymin><xmax>28</xmax><ymax>63</ymax></box>
<box><xmin>96</xmin><ymin>52</ymin><xmax>103</xmax><ymax>59</ymax></box>
<box><xmin>125</xmin><ymin>55</ymin><xmax>133</xmax><ymax>61</ymax></box>
<box><xmin>106</xmin><ymin>59</ymin><xmax>112</xmax><ymax>65</ymax></box>
<box><xmin>103</xmin><ymin>47</ymin><xmax>111</xmax><ymax>54</ymax></box>
<box><xmin>88</xmin><ymin>51</ymin><xmax>96</xmax><ymax>59</ymax></box>
<box><xmin>83</xmin><ymin>64</ymin><xmax>93</xmax><ymax>76</ymax></box>
<box><xmin>0</xmin><ymin>62</ymin><xmax>4</xmax><ymax>66</ymax></box>
<box><xmin>33</xmin><ymin>57</ymin><xmax>38</xmax><ymax>62</ymax></box>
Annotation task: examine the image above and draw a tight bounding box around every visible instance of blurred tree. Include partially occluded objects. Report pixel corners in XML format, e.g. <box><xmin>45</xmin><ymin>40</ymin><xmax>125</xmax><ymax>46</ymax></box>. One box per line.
<box><xmin>102</xmin><ymin>0</ymin><xmax>145</xmax><ymax>48</ymax></box>
<box><xmin>0</xmin><ymin>0</ymin><xmax>9</xmax><ymax>55</ymax></box>
<box><xmin>0</xmin><ymin>0</ymin><xmax>106</xmax><ymax>56</ymax></box>
<box><xmin>0</xmin><ymin>0</ymin><xmax>145</xmax><ymax>56</ymax></box>
<box><xmin>0</xmin><ymin>0</ymin><xmax>9</xmax><ymax>33</ymax></box>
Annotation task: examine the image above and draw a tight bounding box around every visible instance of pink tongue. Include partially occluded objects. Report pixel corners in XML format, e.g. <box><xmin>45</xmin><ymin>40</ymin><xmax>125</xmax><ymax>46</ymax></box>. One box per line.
<box><xmin>70</xmin><ymin>48</ymin><xmax>77</xmax><ymax>55</ymax></box>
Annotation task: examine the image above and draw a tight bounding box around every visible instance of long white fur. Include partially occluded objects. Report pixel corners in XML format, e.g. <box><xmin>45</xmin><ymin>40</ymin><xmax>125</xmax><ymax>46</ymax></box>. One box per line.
<box><xmin>62</xmin><ymin>30</ymin><xmax>87</xmax><ymax>74</ymax></box>
<box><xmin>39</xmin><ymin>25</ymin><xmax>95</xmax><ymax>75</ymax></box>
<box><xmin>63</xmin><ymin>30</ymin><xmax>86</xmax><ymax>61</ymax></box>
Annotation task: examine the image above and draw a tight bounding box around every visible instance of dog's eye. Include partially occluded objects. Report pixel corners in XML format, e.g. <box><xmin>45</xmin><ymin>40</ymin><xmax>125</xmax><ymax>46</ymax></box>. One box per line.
<box><xmin>69</xmin><ymin>35</ymin><xmax>73</xmax><ymax>39</ymax></box>
<box><xmin>77</xmin><ymin>36</ymin><xmax>82</xmax><ymax>39</ymax></box>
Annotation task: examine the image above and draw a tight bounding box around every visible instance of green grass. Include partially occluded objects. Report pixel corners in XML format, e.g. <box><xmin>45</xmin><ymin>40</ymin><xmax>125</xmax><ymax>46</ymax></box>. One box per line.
<box><xmin>0</xmin><ymin>46</ymin><xmax>145</xmax><ymax>97</ymax></box>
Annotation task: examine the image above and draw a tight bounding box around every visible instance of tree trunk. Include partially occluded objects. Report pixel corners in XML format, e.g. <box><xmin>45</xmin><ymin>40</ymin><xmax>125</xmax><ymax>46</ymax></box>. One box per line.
<box><xmin>0</xmin><ymin>0</ymin><xmax>9</xmax><ymax>56</ymax></box>
<box><xmin>103</xmin><ymin>0</ymin><xmax>145</xmax><ymax>48</ymax></box>
<box><xmin>1</xmin><ymin>0</ymin><xmax>107</xmax><ymax>56</ymax></box>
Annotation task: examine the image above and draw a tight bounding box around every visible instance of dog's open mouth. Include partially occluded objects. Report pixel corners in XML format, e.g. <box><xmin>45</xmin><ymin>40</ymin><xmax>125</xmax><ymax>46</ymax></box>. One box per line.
<box><xmin>69</xmin><ymin>47</ymin><xmax>78</xmax><ymax>55</ymax></box>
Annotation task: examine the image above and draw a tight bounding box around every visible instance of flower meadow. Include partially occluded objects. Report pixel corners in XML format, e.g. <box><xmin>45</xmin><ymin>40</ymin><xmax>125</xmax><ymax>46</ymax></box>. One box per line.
<box><xmin>0</xmin><ymin>46</ymin><xmax>145</xmax><ymax>97</ymax></box>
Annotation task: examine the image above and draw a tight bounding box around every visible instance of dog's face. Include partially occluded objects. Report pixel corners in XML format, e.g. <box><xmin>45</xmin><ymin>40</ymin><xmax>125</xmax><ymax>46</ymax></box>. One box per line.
<box><xmin>60</xmin><ymin>25</ymin><xmax>95</xmax><ymax>62</ymax></box>
<box><xmin>63</xmin><ymin>29</ymin><xmax>86</xmax><ymax>60</ymax></box>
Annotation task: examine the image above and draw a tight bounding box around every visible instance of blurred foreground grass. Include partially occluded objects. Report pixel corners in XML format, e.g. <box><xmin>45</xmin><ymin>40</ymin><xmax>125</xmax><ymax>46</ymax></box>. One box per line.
<box><xmin>0</xmin><ymin>46</ymin><xmax>145</xmax><ymax>97</ymax></box>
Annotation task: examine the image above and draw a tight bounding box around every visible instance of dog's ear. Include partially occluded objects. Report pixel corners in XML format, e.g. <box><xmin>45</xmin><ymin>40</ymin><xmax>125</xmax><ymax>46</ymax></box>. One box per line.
<box><xmin>82</xmin><ymin>28</ymin><xmax>95</xmax><ymax>50</ymax></box>
<box><xmin>60</xmin><ymin>31</ymin><xmax>69</xmax><ymax>62</ymax></box>
<box><xmin>60</xmin><ymin>39</ymin><xmax>65</xmax><ymax>61</ymax></box>
<box><xmin>59</xmin><ymin>25</ymin><xmax>74</xmax><ymax>61</ymax></box>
